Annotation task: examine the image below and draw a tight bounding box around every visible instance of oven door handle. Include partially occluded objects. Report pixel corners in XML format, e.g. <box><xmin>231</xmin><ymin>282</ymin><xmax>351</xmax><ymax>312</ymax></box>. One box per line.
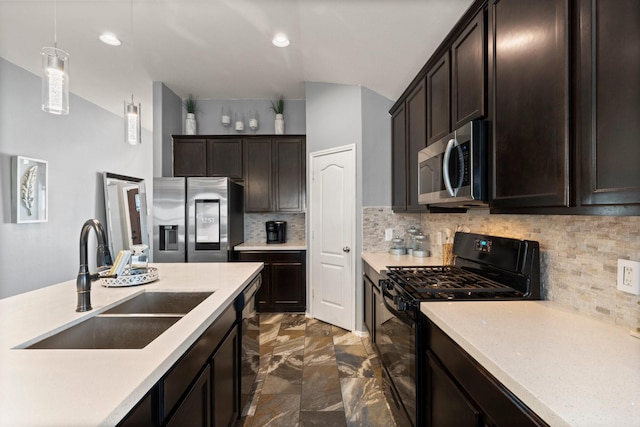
<box><xmin>381</xmin><ymin>286</ymin><xmax>415</xmax><ymax>327</ymax></box>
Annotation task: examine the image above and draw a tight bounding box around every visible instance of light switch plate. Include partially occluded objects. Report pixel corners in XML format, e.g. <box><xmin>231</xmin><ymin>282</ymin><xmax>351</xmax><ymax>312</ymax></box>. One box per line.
<box><xmin>617</xmin><ymin>259</ymin><xmax>640</xmax><ymax>295</ymax></box>
<box><xmin>385</xmin><ymin>228</ymin><xmax>393</xmax><ymax>241</ymax></box>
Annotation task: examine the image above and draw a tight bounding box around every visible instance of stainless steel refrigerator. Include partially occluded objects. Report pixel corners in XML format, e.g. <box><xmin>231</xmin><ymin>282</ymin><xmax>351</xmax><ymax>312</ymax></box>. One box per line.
<box><xmin>153</xmin><ymin>177</ymin><xmax>244</xmax><ymax>262</ymax></box>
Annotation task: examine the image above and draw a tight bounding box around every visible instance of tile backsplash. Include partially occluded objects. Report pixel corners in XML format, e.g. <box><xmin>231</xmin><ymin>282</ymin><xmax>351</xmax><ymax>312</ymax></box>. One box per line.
<box><xmin>244</xmin><ymin>213</ymin><xmax>306</xmax><ymax>242</ymax></box>
<box><xmin>362</xmin><ymin>207</ymin><xmax>640</xmax><ymax>330</ymax></box>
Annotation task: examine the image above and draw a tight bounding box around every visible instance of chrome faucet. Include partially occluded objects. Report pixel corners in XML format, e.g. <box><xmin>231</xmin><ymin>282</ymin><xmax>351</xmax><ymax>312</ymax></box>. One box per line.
<box><xmin>76</xmin><ymin>219</ymin><xmax>114</xmax><ymax>312</ymax></box>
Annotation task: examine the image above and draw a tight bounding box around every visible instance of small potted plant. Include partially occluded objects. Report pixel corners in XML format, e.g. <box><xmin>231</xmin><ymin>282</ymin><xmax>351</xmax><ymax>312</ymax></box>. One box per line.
<box><xmin>270</xmin><ymin>95</ymin><xmax>285</xmax><ymax>134</ymax></box>
<box><xmin>183</xmin><ymin>94</ymin><xmax>198</xmax><ymax>135</ymax></box>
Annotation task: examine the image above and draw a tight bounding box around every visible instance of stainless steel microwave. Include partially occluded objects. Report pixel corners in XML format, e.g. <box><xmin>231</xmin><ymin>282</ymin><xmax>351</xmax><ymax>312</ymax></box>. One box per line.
<box><xmin>417</xmin><ymin>120</ymin><xmax>487</xmax><ymax>207</ymax></box>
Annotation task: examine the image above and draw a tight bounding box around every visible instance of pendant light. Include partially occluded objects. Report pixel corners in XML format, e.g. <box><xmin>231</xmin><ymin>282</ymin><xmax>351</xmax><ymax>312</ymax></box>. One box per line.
<box><xmin>124</xmin><ymin>0</ymin><xmax>141</xmax><ymax>145</ymax></box>
<box><xmin>41</xmin><ymin>0</ymin><xmax>69</xmax><ymax>115</ymax></box>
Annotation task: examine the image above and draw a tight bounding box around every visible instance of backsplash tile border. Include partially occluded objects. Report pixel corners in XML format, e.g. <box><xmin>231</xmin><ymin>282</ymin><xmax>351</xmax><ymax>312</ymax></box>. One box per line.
<box><xmin>362</xmin><ymin>207</ymin><xmax>640</xmax><ymax>331</ymax></box>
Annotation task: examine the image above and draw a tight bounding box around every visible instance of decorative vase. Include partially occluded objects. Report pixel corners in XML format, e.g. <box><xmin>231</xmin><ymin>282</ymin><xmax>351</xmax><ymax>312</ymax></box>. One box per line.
<box><xmin>274</xmin><ymin>113</ymin><xmax>284</xmax><ymax>135</ymax></box>
<box><xmin>185</xmin><ymin>113</ymin><xmax>197</xmax><ymax>135</ymax></box>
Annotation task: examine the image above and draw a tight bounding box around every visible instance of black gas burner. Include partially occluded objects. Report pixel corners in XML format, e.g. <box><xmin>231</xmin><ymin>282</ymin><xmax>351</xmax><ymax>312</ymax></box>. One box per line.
<box><xmin>386</xmin><ymin>266</ymin><xmax>524</xmax><ymax>300</ymax></box>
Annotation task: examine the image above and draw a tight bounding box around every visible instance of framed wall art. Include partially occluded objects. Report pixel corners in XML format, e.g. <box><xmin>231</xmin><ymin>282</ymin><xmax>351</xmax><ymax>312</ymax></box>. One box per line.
<box><xmin>11</xmin><ymin>156</ymin><xmax>48</xmax><ymax>223</ymax></box>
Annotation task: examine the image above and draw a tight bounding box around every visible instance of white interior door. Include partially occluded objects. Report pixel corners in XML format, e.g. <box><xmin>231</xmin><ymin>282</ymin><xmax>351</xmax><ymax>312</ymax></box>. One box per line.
<box><xmin>310</xmin><ymin>145</ymin><xmax>356</xmax><ymax>331</ymax></box>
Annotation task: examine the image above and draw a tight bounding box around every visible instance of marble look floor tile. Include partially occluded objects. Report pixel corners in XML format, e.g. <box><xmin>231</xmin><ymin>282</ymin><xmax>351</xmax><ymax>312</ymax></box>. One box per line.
<box><xmin>263</xmin><ymin>352</ymin><xmax>303</xmax><ymax>394</ymax></box>
<box><xmin>273</xmin><ymin>336</ymin><xmax>306</xmax><ymax>356</ymax></box>
<box><xmin>335</xmin><ymin>345</ymin><xmax>376</xmax><ymax>378</ymax></box>
<box><xmin>301</xmin><ymin>366</ymin><xmax>343</xmax><ymax>411</ymax></box>
<box><xmin>361</xmin><ymin>336</ymin><xmax>376</xmax><ymax>356</ymax></box>
<box><xmin>332</xmin><ymin>328</ymin><xmax>365</xmax><ymax>345</ymax></box>
<box><xmin>299</xmin><ymin>411</ymin><xmax>347</xmax><ymax>427</ymax></box>
<box><xmin>250</xmin><ymin>393</ymin><xmax>301</xmax><ymax>427</ymax></box>
<box><xmin>260</xmin><ymin>313</ymin><xmax>284</xmax><ymax>325</ymax></box>
<box><xmin>305</xmin><ymin>319</ymin><xmax>333</xmax><ymax>337</ymax></box>
<box><xmin>303</xmin><ymin>336</ymin><xmax>336</xmax><ymax>366</ymax></box>
<box><xmin>340</xmin><ymin>378</ymin><xmax>396</xmax><ymax>427</ymax></box>
<box><xmin>280</xmin><ymin>314</ymin><xmax>307</xmax><ymax>330</ymax></box>
<box><xmin>260</xmin><ymin>324</ymin><xmax>281</xmax><ymax>347</ymax></box>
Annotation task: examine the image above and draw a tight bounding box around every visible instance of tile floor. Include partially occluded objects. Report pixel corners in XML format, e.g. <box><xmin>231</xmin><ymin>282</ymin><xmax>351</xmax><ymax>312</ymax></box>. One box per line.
<box><xmin>237</xmin><ymin>313</ymin><xmax>397</xmax><ymax>427</ymax></box>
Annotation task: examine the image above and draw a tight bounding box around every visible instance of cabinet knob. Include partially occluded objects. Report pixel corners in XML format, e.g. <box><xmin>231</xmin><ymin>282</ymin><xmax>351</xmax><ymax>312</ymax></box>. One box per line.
<box><xmin>343</xmin><ymin>247</ymin><xmax>351</xmax><ymax>253</ymax></box>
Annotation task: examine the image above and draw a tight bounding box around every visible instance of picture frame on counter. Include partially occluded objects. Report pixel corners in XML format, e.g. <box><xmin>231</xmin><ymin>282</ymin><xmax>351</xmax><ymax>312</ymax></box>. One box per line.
<box><xmin>11</xmin><ymin>155</ymin><xmax>48</xmax><ymax>223</ymax></box>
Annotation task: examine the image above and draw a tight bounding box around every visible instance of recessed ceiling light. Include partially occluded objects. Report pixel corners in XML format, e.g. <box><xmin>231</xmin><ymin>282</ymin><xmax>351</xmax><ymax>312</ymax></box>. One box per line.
<box><xmin>272</xmin><ymin>33</ymin><xmax>290</xmax><ymax>48</ymax></box>
<box><xmin>99</xmin><ymin>32</ymin><xmax>121</xmax><ymax>46</ymax></box>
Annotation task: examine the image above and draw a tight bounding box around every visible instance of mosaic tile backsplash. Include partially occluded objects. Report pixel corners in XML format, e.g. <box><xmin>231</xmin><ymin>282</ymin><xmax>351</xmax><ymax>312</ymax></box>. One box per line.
<box><xmin>362</xmin><ymin>207</ymin><xmax>640</xmax><ymax>331</ymax></box>
<box><xmin>244</xmin><ymin>213</ymin><xmax>306</xmax><ymax>243</ymax></box>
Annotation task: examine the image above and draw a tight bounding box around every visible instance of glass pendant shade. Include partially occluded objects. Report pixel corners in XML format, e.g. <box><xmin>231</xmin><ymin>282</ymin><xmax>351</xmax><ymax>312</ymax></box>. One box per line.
<box><xmin>124</xmin><ymin>99</ymin><xmax>141</xmax><ymax>145</ymax></box>
<box><xmin>41</xmin><ymin>47</ymin><xmax>69</xmax><ymax>115</ymax></box>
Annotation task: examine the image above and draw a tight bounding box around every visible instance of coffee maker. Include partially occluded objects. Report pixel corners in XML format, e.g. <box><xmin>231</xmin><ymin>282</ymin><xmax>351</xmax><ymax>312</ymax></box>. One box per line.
<box><xmin>266</xmin><ymin>221</ymin><xmax>286</xmax><ymax>244</ymax></box>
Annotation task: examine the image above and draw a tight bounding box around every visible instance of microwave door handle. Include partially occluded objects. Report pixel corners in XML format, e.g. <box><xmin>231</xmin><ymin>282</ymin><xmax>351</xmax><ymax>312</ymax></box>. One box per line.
<box><xmin>442</xmin><ymin>138</ymin><xmax>458</xmax><ymax>196</ymax></box>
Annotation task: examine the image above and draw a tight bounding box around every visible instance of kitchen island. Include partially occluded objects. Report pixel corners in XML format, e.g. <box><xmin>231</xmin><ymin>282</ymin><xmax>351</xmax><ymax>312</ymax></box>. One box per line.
<box><xmin>0</xmin><ymin>262</ymin><xmax>263</xmax><ymax>426</ymax></box>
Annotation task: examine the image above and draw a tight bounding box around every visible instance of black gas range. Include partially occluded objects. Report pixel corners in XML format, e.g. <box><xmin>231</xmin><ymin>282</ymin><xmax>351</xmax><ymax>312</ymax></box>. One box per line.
<box><xmin>377</xmin><ymin>232</ymin><xmax>540</xmax><ymax>427</ymax></box>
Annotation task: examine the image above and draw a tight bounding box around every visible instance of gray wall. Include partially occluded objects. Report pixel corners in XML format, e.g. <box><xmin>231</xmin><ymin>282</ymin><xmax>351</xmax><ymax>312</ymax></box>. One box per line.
<box><xmin>305</xmin><ymin>82</ymin><xmax>392</xmax><ymax>333</ymax></box>
<box><xmin>153</xmin><ymin>82</ymin><xmax>182</xmax><ymax>178</ymax></box>
<box><xmin>186</xmin><ymin>99</ymin><xmax>306</xmax><ymax>136</ymax></box>
<box><xmin>0</xmin><ymin>57</ymin><xmax>153</xmax><ymax>298</ymax></box>
<box><xmin>361</xmin><ymin>87</ymin><xmax>393</xmax><ymax>206</ymax></box>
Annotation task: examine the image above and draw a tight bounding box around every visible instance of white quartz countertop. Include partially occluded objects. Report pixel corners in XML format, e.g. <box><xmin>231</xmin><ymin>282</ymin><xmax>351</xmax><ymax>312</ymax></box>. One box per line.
<box><xmin>361</xmin><ymin>252</ymin><xmax>440</xmax><ymax>273</ymax></box>
<box><xmin>0</xmin><ymin>262</ymin><xmax>263</xmax><ymax>427</ymax></box>
<box><xmin>235</xmin><ymin>240</ymin><xmax>307</xmax><ymax>251</ymax></box>
<box><xmin>421</xmin><ymin>301</ymin><xmax>640</xmax><ymax>427</ymax></box>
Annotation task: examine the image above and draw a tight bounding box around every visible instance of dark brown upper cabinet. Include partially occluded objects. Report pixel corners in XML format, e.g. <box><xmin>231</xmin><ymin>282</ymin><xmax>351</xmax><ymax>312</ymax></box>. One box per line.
<box><xmin>391</xmin><ymin>103</ymin><xmax>408</xmax><ymax>212</ymax></box>
<box><xmin>173</xmin><ymin>137</ymin><xmax>242</xmax><ymax>179</ymax></box>
<box><xmin>173</xmin><ymin>138</ymin><xmax>207</xmax><ymax>177</ymax></box>
<box><xmin>427</xmin><ymin>8</ymin><xmax>486</xmax><ymax>146</ymax></box>
<box><xmin>452</xmin><ymin>10</ymin><xmax>486</xmax><ymax>128</ymax></box>
<box><xmin>274</xmin><ymin>138</ymin><xmax>306</xmax><ymax>212</ymax></box>
<box><xmin>391</xmin><ymin>81</ymin><xmax>428</xmax><ymax>213</ymax></box>
<box><xmin>490</xmin><ymin>0</ymin><xmax>570</xmax><ymax>209</ymax></box>
<box><xmin>426</xmin><ymin>53</ymin><xmax>451</xmax><ymax>145</ymax></box>
<box><xmin>207</xmin><ymin>138</ymin><xmax>243</xmax><ymax>179</ymax></box>
<box><xmin>577</xmin><ymin>0</ymin><xmax>640</xmax><ymax>208</ymax></box>
<box><xmin>244</xmin><ymin>137</ymin><xmax>306</xmax><ymax>213</ymax></box>
<box><xmin>244</xmin><ymin>138</ymin><xmax>273</xmax><ymax>212</ymax></box>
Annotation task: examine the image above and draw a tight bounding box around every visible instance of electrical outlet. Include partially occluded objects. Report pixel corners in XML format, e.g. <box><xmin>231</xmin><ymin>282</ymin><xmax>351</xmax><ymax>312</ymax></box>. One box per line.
<box><xmin>617</xmin><ymin>259</ymin><xmax>640</xmax><ymax>295</ymax></box>
<box><xmin>385</xmin><ymin>228</ymin><xmax>394</xmax><ymax>241</ymax></box>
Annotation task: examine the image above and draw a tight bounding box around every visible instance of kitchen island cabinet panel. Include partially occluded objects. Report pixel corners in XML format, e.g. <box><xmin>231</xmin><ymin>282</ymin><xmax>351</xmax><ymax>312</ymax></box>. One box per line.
<box><xmin>490</xmin><ymin>0</ymin><xmax>570</xmax><ymax>208</ymax></box>
<box><xmin>212</xmin><ymin>325</ymin><xmax>239</xmax><ymax>427</ymax></box>
<box><xmin>578</xmin><ymin>0</ymin><xmax>640</xmax><ymax>206</ymax></box>
<box><xmin>165</xmin><ymin>365</ymin><xmax>211</xmax><ymax>427</ymax></box>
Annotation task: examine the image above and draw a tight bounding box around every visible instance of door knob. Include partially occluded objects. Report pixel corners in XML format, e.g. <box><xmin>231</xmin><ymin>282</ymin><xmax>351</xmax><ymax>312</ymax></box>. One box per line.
<box><xmin>343</xmin><ymin>247</ymin><xmax>351</xmax><ymax>253</ymax></box>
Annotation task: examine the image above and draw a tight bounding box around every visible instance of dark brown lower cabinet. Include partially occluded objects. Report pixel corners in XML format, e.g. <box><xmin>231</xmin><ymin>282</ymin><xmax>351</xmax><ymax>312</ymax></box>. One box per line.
<box><xmin>166</xmin><ymin>365</ymin><xmax>211</xmax><ymax>427</ymax></box>
<box><xmin>118</xmin><ymin>304</ymin><xmax>239</xmax><ymax>427</ymax></box>
<box><xmin>236</xmin><ymin>251</ymin><xmax>306</xmax><ymax>312</ymax></box>
<box><xmin>212</xmin><ymin>327</ymin><xmax>239</xmax><ymax>427</ymax></box>
<box><xmin>428</xmin><ymin>353</ymin><xmax>482</xmax><ymax>427</ymax></box>
<box><xmin>426</xmin><ymin>319</ymin><xmax>547</xmax><ymax>427</ymax></box>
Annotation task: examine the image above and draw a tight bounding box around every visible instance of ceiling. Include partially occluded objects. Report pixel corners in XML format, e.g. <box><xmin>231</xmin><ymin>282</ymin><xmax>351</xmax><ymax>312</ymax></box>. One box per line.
<box><xmin>0</xmin><ymin>0</ymin><xmax>474</xmax><ymax>129</ymax></box>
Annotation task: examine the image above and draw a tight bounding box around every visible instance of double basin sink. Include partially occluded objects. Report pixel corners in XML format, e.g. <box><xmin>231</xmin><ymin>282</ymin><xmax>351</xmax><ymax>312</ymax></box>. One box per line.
<box><xmin>24</xmin><ymin>291</ymin><xmax>213</xmax><ymax>350</ymax></box>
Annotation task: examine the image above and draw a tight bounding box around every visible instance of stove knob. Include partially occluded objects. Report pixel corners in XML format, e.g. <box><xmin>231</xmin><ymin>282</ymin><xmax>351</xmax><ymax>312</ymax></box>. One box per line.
<box><xmin>397</xmin><ymin>298</ymin><xmax>407</xmax><ymax>311</ymax></box>
<box><xmin>384</xmin><ymin>281</ymin><xmax>394</xmax><ymax>291</ymax></box>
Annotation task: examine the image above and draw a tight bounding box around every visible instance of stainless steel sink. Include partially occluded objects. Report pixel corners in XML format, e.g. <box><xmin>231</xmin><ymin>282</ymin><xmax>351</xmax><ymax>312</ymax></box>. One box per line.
<box><xmin>26</xmin><ymin>316</ymin><xmax>181</xmax><ymax>349</ymax></box>
<box><xmin>24</xmin><ymin>291</ymin><xmax>214</xmax><ymax>350</ymax></box>
<box><xmin>103</xmin><ymin>291</ymin><xmax>214</xmax><ymax>315</ymax></box>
